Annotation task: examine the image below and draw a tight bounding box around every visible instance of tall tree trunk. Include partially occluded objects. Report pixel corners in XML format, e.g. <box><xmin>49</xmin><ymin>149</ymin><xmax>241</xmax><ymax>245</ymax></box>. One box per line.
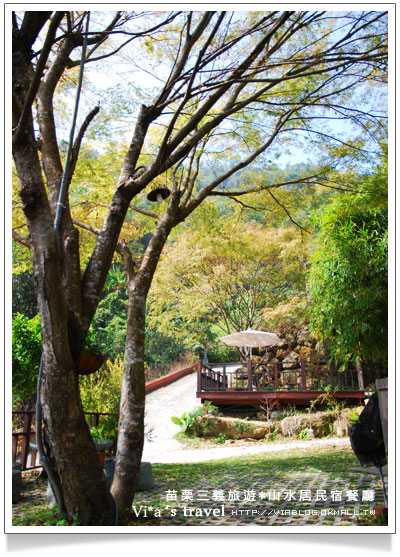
<box><xmin>111</xmin><ymin>214</ymin><xmax>175</xmax><ymax>511</ymax></box>
<box><xmin>13</xmin><ymin>36</ymin><xmax>115</xmax><ymax>525</ymax></box>
<box><xmin>110</xmin><ymin>287</ymin><xmax>146</xmax><ymax>512</ymax></box>
<box><xmin>13</xmin><ymin>136</ymin><xmax>115</xmax><ymax>524</ymax></box>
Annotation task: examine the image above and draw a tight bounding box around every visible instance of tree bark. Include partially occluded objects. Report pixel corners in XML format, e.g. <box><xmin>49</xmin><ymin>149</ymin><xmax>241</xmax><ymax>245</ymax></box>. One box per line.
<box><xmin>111</xmin><ymin>214</ymin><xmax>175</xmax><ymax>511</ymax></box>
<box><xmin>13</xmin><ymin>28</ymin><xmax>114</xmax><ymax>526</ymax></box>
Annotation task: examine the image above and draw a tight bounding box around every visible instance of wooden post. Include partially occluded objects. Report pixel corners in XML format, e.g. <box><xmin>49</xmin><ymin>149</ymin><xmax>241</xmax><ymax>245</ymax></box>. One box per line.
<box><xmin>12</xmin><ymin>435</ymin><xmax>17</xmax><ymax>465</ymax></box>
<box><xmin>329</xmin><ymin>360</ymin><xmax>335</xmax><ymax>387</ymax></box>
<box><xmin>20</xmin><ymin>412</ymin><xmax>32</xmax><ymax>471</ymax></box>
<box><xmin>300</xmin><ymin>359</ymin><xmax>307</xmax><ymax>390</ymax></box>
<box><xmin>197</xmin><ymin>360</ymin><xmax>202</xmax><ymax>391</ymax></box>
<box><xmin>30</xmin><ymin>434</ymin><xmax>38</xmax><ymax>468</ymax></box>
<box><xmin>247</xmin><ymin>359</ymin><xmax>253</xmax><ymax>391</ymax></box>
<box><xmin>376</xmin><ymin>377</ymin><xmax>388</xmax><ymax>454</ymax></box>
<box><xmin>274</xmin><ymin>362</ymin><xmax>279</xmax><ymax>389</ymax></box>
<box><xmin>223</xmin><ymin>363</ymin><xmax>226</xmax><ymax>391</ymax></box>
<box><xmin>357</xmin><ymin>358</ymin><xmax>365</xmax><ymax>391</ymax></box>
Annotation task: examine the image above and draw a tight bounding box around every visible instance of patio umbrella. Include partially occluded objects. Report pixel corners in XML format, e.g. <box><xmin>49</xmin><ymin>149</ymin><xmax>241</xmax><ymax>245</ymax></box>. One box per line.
<box><xmin>220</xmin><ymin>328</ymin><xmax>282</xmax><ymax>360</ymax></box>
<box><xmin>220</xmin><ymin>328</ymin><xmax>282</xmax><ymax>349</ymax></box>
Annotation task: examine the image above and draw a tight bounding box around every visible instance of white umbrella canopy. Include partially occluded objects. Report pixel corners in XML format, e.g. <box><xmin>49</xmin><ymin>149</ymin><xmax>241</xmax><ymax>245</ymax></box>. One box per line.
<box><xmin>220</xmin><ymin>328</ymin><xmax>282</xmax><ymax>348</ymax></box>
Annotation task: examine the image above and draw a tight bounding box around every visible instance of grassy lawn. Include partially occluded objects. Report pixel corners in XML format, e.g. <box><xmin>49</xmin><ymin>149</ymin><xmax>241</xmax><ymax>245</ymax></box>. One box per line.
<box><xmin>12</xmin><ymin>443</ymin><xmax>388</xmax><ymax>527</ymax></box>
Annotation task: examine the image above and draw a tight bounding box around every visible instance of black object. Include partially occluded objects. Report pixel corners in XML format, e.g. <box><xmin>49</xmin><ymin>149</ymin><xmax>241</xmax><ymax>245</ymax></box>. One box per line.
<box><xmin>349</xmin><ymin>393</ymin><xmax>386</xmax><ymax>467</ymax></box>
<box><xmin>349</xmin><ymin>393</ymin><xmax>387</xmax><ymax>505</ymax></box>
<box><xmin>147</xmin><ymin>187</ymin><xmax>170</xmax><ymax>203</ymax></box>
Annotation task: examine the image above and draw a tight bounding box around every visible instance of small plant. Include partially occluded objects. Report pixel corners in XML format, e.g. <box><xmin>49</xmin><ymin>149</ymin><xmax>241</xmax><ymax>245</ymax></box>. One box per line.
<box><xmin>202</xmin><ymin>401</ymin><xmax>220</xmax><ymax>414</ymax></box>
<box><xmin>233</xmin><ymin>421</ymin><xmax>254</xmax><ymax>434</ymax></box>
<box><xmin>271</xmin><ymin>425</ymin><xmax>280</xmax><ymax>441</ymax></box>
<box><xmin>90</xmin><ymin>424</ymin><xmax>109</xmax><ymax>440</ymax></box>
<box><xmin>281</xmin><ymin>404</ymin><xmax>296</xmax><ymax>418</ymax></box>
<box><xmin>348</xmin><ymin>407</ymin><xmax>362</xmax><ymax>427</ymax></box>
<box><xmin>216</xmin><ymin>433</ymin><xmax>229</xmax><ymax>444</ymax></box>
<box><xmin>309</xmin><ymin>386</ymin><xmax>346</xmax><ymax>420</ymax></box>
<box><xmin>299</xmin><ymin>427</ymin><xmax>309</xmax><ymax>440</ymax></box>
<box><xmin>170</xmin><ymin>411</ymin><xmax>190</xmax><ymax>432</ymax></box>
<box><xmin>171</xmin><ymin>403</ymin><xmax>221</xmax><ymax>435</ymax></box>
<box><xmin>259</xmin><ymin>399</ymin><xmax>278</xmax><ymax>421</ymax></box>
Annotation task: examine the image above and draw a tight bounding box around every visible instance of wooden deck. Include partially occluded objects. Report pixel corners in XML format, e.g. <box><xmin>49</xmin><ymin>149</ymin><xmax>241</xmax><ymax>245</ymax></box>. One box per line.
<box><xmin>196</xmin><ymin>360</ymin><xmax>366</xmax><ymax>408</ymax></box>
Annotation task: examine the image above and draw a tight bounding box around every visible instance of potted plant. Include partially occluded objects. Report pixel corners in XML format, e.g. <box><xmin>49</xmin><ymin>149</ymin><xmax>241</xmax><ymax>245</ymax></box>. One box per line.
<box><xmin>90</xmin><ymin>424</ymin><xmax>115</xmax><ymax>466</ymax></box>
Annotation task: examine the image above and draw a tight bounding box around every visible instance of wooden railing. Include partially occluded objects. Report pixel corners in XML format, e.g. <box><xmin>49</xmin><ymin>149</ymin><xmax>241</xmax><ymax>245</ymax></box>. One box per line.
<box><xmin>12</xmin><ymin>362</ymin><xmax>199</xmax><ymax>471</ymax></box>
<box><xmin>198</xmin><ymin>359</ymin><xmax>364</xmax><ymax>393</ymax></box>
<box><xmin>12</xmin><ymin>411</ymin><xmax>115</xmax><ymax>471</ymax></box>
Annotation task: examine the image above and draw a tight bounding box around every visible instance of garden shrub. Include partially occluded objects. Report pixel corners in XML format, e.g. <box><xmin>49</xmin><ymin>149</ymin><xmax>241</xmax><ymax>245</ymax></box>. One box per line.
<box><xmin>12</xmin><ymin>313</ymin><xmax>42</xmax><ymax>405</ymax></box>
<box><xmin>79</xmin><ymin>356</ymin><xmax>124</xmax><ymax>441</ymax></box>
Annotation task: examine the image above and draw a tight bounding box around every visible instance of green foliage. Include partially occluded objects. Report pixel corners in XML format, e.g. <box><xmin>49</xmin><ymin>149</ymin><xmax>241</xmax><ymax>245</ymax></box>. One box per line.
<box><xmin>12</xmin><ymin>314</ymin><xmax>42</xmax><ymax>403</ymax></box>
<box><xmin>87</xmin><ymin>265</ymin><xmax>128</xmax><ymax>359</ymax></box>
<box><xmin>216</xmin><ymin>433</ymin><xmax>229</xmax><ymax>444</ymax></box>
<box><xmin>308</xmin><ymin>180</ymin><xmax>387</xmax><ymax>364</ymax></box>
<box><xmin>171</xmin><ymin>403</ymin><xmax>220</xmax><ymax>435</ymax></box>
<box><xmin>170</xmin><ymin>412</ymin><xmax>189</xmax><ymax>432</ymax></box>
<box><xmin>12</xmin><ymin>502</ymin><xmax>82</xmax><ymax>526</ymax></box>
<box><xmin>145</xmin><ymin>322</ymin><xmax>187</xmax><ymax>366</ymax></box>
<box><xmin>89</xmin><ymin>264</ymin><xmax>188</xmax><ymax>367</ymax></box>
<box><xmin>12</xmin><ymin>271</ymin><xmax>37</xmax><ymax>318</ymax></box>
<box><xmin>79</xmin><ymin>356</ymin><xmax>123</xmax><ymax>440</ymax></box>
<box><xmin>233</xmin><ymin>420</ymin><xmax>254</xmax><ymax>433</ymax></box>
<box><xmin>309</xmin><ymin>386</ymin><xmax>346</xmax><ymax>418</ymax></box>
<box><xmin>89</xmin><ymin>424</ymin><xmax>115</xmax><ymax>442</ymax></box>
<box><xmin>271</xmin><ymin>425</ymin><xmax>280</xmax><ymax>441</ymax></box>
<box><xmin>298</xmin><ymin>427</ymin><xmax>309</xmax><ymax>440</ymax></box>
<box><xmin>150</xmin><ymin>214</ymin><xmax>310</xmax><ymax>355</ymax></box>
<box><xmin>348</xmin><ymin>407</ymin><xmax>362</xmax><ymax>427</ymax></box>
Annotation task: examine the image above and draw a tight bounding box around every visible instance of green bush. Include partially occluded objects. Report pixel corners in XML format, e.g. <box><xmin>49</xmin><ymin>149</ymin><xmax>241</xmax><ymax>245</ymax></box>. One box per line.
<box><xmin>79</xmin><ymin>356</ymin><xmax>123</xmax><ymax>441</ymax></box>
<box><xmin>171</xmin><ymin>403</ymin><xmax>220</xmax><ymax>436</ymax></box>
<box><xmin>308</xmin><ymin>196</ymin><xmax>387</xmax><ymax>364</ymax></box>
<box><xmin>12</xmin><ymin>313</ymin><xmax>42</xmax><ymax>404</ymax></box>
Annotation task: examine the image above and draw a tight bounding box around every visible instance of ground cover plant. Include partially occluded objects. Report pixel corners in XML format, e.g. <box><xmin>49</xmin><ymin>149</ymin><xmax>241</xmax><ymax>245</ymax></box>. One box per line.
<box><xmin>13</xmin><ymin>443</ymin><xmax>387</xmax><ymax>527</ymax></box>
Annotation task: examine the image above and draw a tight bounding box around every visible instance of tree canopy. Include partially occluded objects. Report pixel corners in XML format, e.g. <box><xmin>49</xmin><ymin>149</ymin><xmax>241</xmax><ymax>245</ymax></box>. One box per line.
<box><xmin>149</xmin><ymin>210</ymin><xmax>310</xmax><ymax>352</ymax></box>
<box><xmin>307</xmin><ymin>157</ymin><xmax>388</xmax><ymax>365</ymax></box>
<box><xmin>11</xmin><ymin>9</ymin><xmax>388</xmax><ymax>523</ymax></box>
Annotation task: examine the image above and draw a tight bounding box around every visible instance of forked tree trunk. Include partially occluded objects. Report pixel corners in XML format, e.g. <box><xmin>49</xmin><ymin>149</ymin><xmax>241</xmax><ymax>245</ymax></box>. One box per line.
<box><xmin>13</xmin><ymin>43</ymin><xmax>115</xmax><ymax>525</ymax></box>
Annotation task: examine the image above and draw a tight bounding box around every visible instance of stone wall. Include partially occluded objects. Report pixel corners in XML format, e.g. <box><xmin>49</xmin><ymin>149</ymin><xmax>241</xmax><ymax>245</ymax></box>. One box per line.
<box><xmin>259</xmin><ymin>324</ymin><xmax>327</xmax><ymax>367</ymax></box>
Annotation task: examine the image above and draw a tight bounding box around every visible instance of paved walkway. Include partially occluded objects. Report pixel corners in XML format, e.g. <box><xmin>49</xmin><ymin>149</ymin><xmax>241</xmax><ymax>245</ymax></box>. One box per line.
<box><xmin>142</xmin><ymin>371</ymin><xmax>199</xmax><ymax>462</ymax></box>
<box><xmin>142</xmin><ymin>371</ymin><xmax>349</xmax><ymax>466</ymax></box>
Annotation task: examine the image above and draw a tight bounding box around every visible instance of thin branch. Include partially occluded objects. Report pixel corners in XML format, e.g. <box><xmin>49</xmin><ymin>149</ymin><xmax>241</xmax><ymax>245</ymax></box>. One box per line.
<box><xmin>72</xmin><ymin>219</ymin><xmax>125</xmax><ymax>254</ymax></box>
<box><xmin>72</xmin><ymin>219</ymin><xmax>101</xmax><ymax>236</ymax></box>
<box><xmin>13</xmin><ymin>12</ymin><xmax>65</xmax><ymax>142</ymax></box>
<box><xmin>93</xmin><ymin>200</ymin><xmax>160</xmax><ymax>221</ymax></box>
<box><xmin>266</xmin><ymin>189</ymin><xmax>312</xmax><ymax>235</ymax></box>
<box><xmin>209</xmin><ymin>174</ymin><xmax>325</xmax><ymax>197</ymax></box>
<box><xmin>12</xmin><ymin>229</ymin><xmax>30</xmax><ymax>247</ymax></box>
<box><xmin>227</xmin><ymin>196</ymin><xmax>277</xmax><ymax>214</ymax></box>
<box><xmin>68</xmin><ymin>105</ymin><xmax>100</xmax><ymax>182</ymax></box>
<box><xmin>129</xmin><ymin>206</ymin><xmax>161</xmax><ymax>220</ymax></box>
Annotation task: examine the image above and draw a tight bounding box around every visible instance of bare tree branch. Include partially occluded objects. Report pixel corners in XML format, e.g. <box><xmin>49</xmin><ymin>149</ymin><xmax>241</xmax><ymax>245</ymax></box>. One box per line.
<box><xmin>12</xmin><ymin>229</ymin><xmax>30</xmax><ymax>247</ymax></box>
<box><xmin>68</xmin><ymin>105</ymin><xmax>100</xmax><ymax>182</ymax></box>
<box><xmin>13</xmin><ymin>11</ymin><xmax>65</xmax><ymax>143</ymax></box>
<box><xmin>266</xmin><ymin>189</ymin><xmax>312</xmax><ymax>234</ymax></box>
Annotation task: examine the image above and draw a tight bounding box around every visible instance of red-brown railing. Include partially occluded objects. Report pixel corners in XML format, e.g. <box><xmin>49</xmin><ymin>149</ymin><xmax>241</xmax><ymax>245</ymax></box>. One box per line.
<box><xmin>198</xmin><ymin>359</ymin><xmax>364</xmax><ymax>393</ymax></box>
<box><xmin>12</xmin><ymin>411</ymin><xmax>115</xmax><ymax>471</ymax></box>
<box><xmin>12</xmin><ymin>362</ymin><xmax>199</xmax><ymax>471</ymax></box>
